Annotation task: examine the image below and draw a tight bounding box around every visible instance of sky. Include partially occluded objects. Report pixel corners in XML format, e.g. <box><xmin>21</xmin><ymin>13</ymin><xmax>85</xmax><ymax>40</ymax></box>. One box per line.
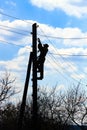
<box><xmin>0</xmin><ymin>0</ymin><xmax>87</xmax><ymax>102</ymax></box>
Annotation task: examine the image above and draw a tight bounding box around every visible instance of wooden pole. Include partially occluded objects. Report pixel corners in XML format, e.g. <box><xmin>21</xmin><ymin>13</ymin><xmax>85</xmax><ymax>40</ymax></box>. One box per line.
<box><xmin>32</xmin><ymin>23</ymin><xmax>38</xmax><ymax>130</ymax></box>
<box><xmin>17</xmin><ymin>52</ymin><xmax>32</xmax><ymax>130</ymax></box>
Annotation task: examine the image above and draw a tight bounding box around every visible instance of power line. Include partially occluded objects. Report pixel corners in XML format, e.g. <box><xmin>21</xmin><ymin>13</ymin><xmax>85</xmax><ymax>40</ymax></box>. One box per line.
<box><xmin>0</xmin><ymin>26</ymin><xmax>31</xmax><ymax>36</ymax></box>
<box><xmin>0</xmin><ymin>11</ymin><xmax>21</xmax><ymax>20</ymax></box>
<box><xmin>48</xmin><ymin>52</ymin><xmax>87</xmax><ymax>57</ymax></box>
<box><xmin>0</xmin><ymin>11</ymin><xmax>33</xmax><ymax>25</ymax></box>
<box><xmin>48</xmin><ymin>53</ymin><xmax>86</xmax><ymax>86</ymax></box>
<box><xmin>1</xmin><ymin>26</ymin><xmax>87</xmax><ymax>57</ymax></box>
<box><xmin>0</xmin><ymin>39</ymin><xmax>86</xmax><ymax>86</ymax></box>
<box><xmin>1</xmin><ymin>11</ymin><xmax>87</xmax><ymax>40</ymax></box>
<box><xmin>0</xmin><ymin>30</ymin><xmax>83</xmax><ymax>84</ymax></box>
<box><xmin>38</xmin><ymin>26</ymin><xmax>87</xmax><ymax>86</ymax></box>
<box><xmin>0</xmin><ymin>39</ymin><xmax>31</xmax><ymax>50</ymax></box>
<box><xmin>0</xmin><ymin>37</ymin><xmax>86</xmax><ymax>86</ymax></box>
<box><xmin>47</xmin><ymin>54</ymin><xmax>71</xmax><ymax>83</ymax></box>
<box><xmin>38</xmin><ymin>26</ymin><xmax>84</xmax><ymax>65</ymax></box>
<box><xmin>38</xmin><ymin>33</ymin><xmax>87</xmax><ymax>40</ymax></box>
<box><xmin>0</xmin><ymin>22</ymin><xmax>86</xmax><ymax>85</ymax></box>
<box><xmin>1</xmin><ymin>39</ymin><xmax>87</xmax><ymax>57</ymax></box>
<box><xmin>0</xmin><ymin>24</ymin><xmax>31</xmax><ymax>34</ymax></box>
<box><xmin>0</xmin><ymin>26</ymin><xmax>87</xmax><ymax>57</ymax></box>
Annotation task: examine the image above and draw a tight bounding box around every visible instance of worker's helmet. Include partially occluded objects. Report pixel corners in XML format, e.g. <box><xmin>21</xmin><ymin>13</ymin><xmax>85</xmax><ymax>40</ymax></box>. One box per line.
<box><xmin>44</xmin><ymin>44</ymin><xmax>49</xmax><ymax>48</ymax></box>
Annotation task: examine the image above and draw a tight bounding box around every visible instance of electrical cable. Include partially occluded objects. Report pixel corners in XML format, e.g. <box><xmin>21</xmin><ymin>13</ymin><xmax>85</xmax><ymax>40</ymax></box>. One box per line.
<box><xmin>1</xmin><ymin>25</ymin><xmax>87</xmax><ymax>56</ymax></box>
<box><xmin>38</xmin><ymin>33</ymin><xmax>87</xmax><ymax>40</ymax></box>
<box><xmin>0</xmin><ymin>24</ymin><xmax>31</xmax><ymax>36</ymax></box>
<box><xmin>38</xmin><ymin>26</ymin><xmax>87</xmax><ymax>86</ymax></box>
<box><xmin>38</xmin><ymin>26</ymin><xmax>83</xmax><ymax>67</ymax></box>
<box><xmin>0</xmin><ymin>20</ymin><xmax>86</xmax><ymax>85</ymax></box>
<box><xmin>0</xmin><ymin>38</ymin><xmax>85</xmax><ymax>86</ymax></box>
<box><xmin>48</xmin><ymin>52</ymin><xmax>87</xmax><ymax>57</ymax></box>
<box><xmin>48</xmin><ymin>53</ymin><xmax>86</xmax><ymax>86</ymax></box>
<box><xmin>0</xmin><ymin>11</ymin><xmax>33</xmax><ymax>25</ymax></box>
<box><xmin>47</xmin><ymin>54</ymin><xmax>71</xmax><ymax>83</ymax></box>
<box><xmin>1</xmin><ymin>11</ymin><xmax>87</xmax><ymax>40</ymax></box>
<box><xmin>0</xmin><ymin>39</ymin><xmax>31</xmax><ymax>50</ymax></box>
<box><xmin>0</xmin><ymin>26</ymin><xmax>30</xmax><ymax>36</ymax></box>
<box><xmin>0</xmin><ymin>24</ymin><xmax>30</xmax><ymax>33</ymax></box>
<box><xmin>38</xmin><ymin>26</ymin><xmax>79</xmax><ymax>68</ymax></box>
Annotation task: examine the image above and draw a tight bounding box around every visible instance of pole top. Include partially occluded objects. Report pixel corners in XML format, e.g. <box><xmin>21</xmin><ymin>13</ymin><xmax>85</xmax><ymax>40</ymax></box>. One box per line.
<box><xmin>33</xmin><ymin>23</ymin><xmax>39</xmax><ymax>28</ymax></box>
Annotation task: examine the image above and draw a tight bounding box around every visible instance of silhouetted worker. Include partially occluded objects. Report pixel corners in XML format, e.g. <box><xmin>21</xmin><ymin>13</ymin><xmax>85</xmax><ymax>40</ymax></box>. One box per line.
<box><xmin>37</xmin><ymin>38</ymin><xmax>49</xmax><ymax>79</ymax></box>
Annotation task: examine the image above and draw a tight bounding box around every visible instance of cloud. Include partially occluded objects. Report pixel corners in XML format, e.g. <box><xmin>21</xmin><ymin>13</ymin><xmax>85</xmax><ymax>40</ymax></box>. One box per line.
<box><xmin>50</xmin><ymin>47</ymin><xmax>87</xmax><ymax>58</ymax></box>
<box><xmin>0</xmin><ymin>45</ymin><xmax>30</xmax><ymax>99</ymax></box>
<box><xmin>18</xmin><ymin>46</ymin><xmax>32</xmax><ymax>56</ymax></box>
<box><xmin>0</xmin><ymin>19</ymin><xmax>86</xmax><ymax>76</ymax></box>
<box><xmin>30</xmin><ymin>0</ymin><xmax>87</xmax><ymax>18</ymax></box>
<box><xmin>46</xmin><ymin>53</ymin><xmax>78</xmax><ymax>74</ymax></box>
<box><xmin>0</xmin><ymin>45</ymin><xmax>30</xmax><ymax>71</ymax></box>
<box><xmin>0</xmin><ymin>20</ymin><xmax>87</xmax><ymax>47</ymax></box>
<box><xmin>0</xmin><ymin>20</ymin><xmax>32</xmax><ymax>45</ymax></box>
<box><xmin>38</xmin><ymin>23</ymin><xmax>87</xmax><ymax>47</ymax></box>
<box><xmin>0</xmin><ymin>19</ymin><xmax>87</xmax><ymax>100</ymax></box>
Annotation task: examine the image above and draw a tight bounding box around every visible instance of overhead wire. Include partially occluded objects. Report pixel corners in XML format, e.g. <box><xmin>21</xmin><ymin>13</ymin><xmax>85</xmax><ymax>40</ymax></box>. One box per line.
<box><xmin>0</xmin><ymin>26</ymin><xmax>31</xmax><ymax>36</ymax></box>
<box><xmin>47</xmin><ymin>54</ymin><xmax>73</xmax><ymax>83</ymax></box>
<box><xmin>38</xmin><ymin>26</ymin><xmax>87</xmax><ymax>85</ymax></box>
<box><xmin>0</xmin><ymin>38</ymin><xmax>83</xmax><ymax>83</ymax></box>
<box><xmin>0</xmin><ymin>11</ymin><xmax>33</xmax><ymax>25</ymax></box>
<box><xmin>1</xmin><ymin>11</ymin><xmax>87</xmax><ymax>40</ymax></box>
<box><xmin>0</xmin><ymin>26</ymin><xmax>87</xmax><ymax>57</ymax></box>
<box><xmin>0</xmin><ymin>27</ymin><xmax>71</xmax><ymax>83</ymax></box>
<box><xmin>1</xmin><ymin>24</ymin><xmax>87</xmax><ymax>57</ymax></box>
<box><xmin>38</xmin><ymin>26</ymin><xmax>87</xmax><ymax>86</ymax></box>
<box><xmin>0</xmin><ymin>25</ymin><xmax>32</xmax><ymax>48</ymax></box>
<box><xmin>38</xmin><ymin>34</ymin><xmax>87</xmax><ymax>40</ymax></box>
<box><xmin>0</xmin><ymin>39</ymin><xmax>31</xmax><ymax>50</ymax></box>
<box><xmin>48</xmin><ymin>52</ymin><xmax>87</xmax><ymax>57</ymax></box>
<box><xmin>0</xmin><ymin>20</ymin><xmax>86</xmax><ymax>57</ymax></box>
<box><xmin>48</xmin><ymin>53</ymin><xmax>86</xmax><ymax>86</ymax></box>
<box><xmin>0</xmin><ymin>14</ymin><xmax>68</xmax><ymax>84</ymax></box>
<box><xmin>0</xmin><ymin>24</ymin><xmax>31</xmax><ymax>35</ymax></box>
<box><xmin>38</xmin><ymin>26</ymin><xmax>78</xmax><ymax>65</ymax></box>
<box><xmin>0</xmin><ymin>39</ymin><xmax>86</xmax><ymax>86</ymax></box>
<box><xmin>38</xmin><ymin>26</ymin><xmax>83</xmax><ymax>62</ymax></box>
<box><xmin>0</xmin><ymin>14</ymin><xmax>86</xmax><ymax>85</ymax></box>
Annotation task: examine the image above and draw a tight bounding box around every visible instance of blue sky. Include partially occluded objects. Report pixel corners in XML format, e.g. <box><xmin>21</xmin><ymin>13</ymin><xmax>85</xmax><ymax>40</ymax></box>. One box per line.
<box><xmin>0</xmin><ymin>0</ymin><xmax>87</xmax><ymax>101</ymax></box>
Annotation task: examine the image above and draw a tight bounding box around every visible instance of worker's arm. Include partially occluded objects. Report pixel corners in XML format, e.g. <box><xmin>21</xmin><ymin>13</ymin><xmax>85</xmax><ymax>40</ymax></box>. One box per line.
<box><xmin>37</xmin><ymin>38</ymin><xmax>43</xmax><ymax>52</ymax></box>
<box><xmin>37</xmin><ymin>38</ymin><xmax>42</xmax><ymax>44</ymax></box>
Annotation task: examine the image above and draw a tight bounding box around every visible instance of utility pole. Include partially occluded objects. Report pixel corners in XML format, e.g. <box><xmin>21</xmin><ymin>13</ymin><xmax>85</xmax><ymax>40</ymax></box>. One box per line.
<box><xmin>18</xmin><ymin>23</ymin><xmax>38</xmax><ymax>130</ymax></box>
<box><xmin>32</xmin><ymin>23</ymin><xmax>38</xmax><ymax>130</ymax></box>
<box><xmin>17</xmin><ymin>23</ymin><xmax>48</xmax><ymax>130</ymax></box>
<box><xmin>17</xmin><ymin>52</ymin><xmax>32</xmax><ymax>130</ymax></box>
